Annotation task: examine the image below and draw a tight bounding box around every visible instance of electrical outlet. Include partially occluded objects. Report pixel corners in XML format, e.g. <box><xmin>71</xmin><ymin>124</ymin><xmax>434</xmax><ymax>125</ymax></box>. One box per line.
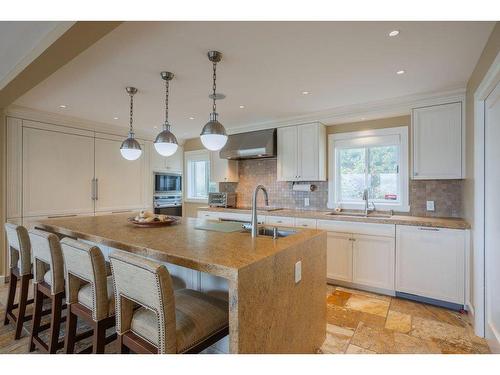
<box><xmin>426</xmin><ymin>200</ymin><xmax>435</xmax><ymax>211</ymax></box>
<box><xmin>295</xmin><ymin>261</ymin><xmax>302</xmax><ymax>283</ymax></box>
<box><xmin>304</xmin><ymin>197</ymin><xmax>310</xmax><ymax>207</ymax></box>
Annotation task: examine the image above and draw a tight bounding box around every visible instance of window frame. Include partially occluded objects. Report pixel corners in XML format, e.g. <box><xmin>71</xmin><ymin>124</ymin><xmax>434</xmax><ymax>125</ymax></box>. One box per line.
<box><xmin>184</xmin><ymin>149</ymin><xmax>211</xmax><ymax>203</ymax></box>
<box><xmin>327</xmin><ymin>126</ymin><xmax>409</xmax><ymax>212</ymax></box>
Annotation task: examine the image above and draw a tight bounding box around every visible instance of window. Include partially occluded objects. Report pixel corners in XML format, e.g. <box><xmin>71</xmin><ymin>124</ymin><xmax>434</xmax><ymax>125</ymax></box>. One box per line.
<box><xmin>328</xmin><ymin>126</ymin><xmax>409</xmax><ymax>212</ymax></box>
<box><xmin>184</xmin><ymin>150</ymin><xmax>216</xmax><ymax>201</ymax></box>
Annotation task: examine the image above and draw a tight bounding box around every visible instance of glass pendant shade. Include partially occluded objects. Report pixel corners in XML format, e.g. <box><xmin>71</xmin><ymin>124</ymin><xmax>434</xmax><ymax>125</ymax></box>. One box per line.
<box><xmin>120</xmin><ymin>134</ymin><xmax>142</xmax><ymax>161</ymax></box>
<box><xmin>154</xmin><ymin>125</ymin><xmax>178</xmax><ymax>156</ymax></box>
<box><xmin>200</xmin><ymin>112</ymin><xmax>228</xmax><ymax>151</ymax></box>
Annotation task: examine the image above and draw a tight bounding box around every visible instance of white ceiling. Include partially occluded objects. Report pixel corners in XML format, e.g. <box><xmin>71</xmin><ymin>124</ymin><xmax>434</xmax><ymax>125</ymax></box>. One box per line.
<box><xmin>0</xmin><ymin>21</ymin><xmax>71</xmax><ymax>90</ymax></box>
<box><xmin>14</xmin><ymin>21</ymin><xmax>494</xmax><ymax>140</ymax></box>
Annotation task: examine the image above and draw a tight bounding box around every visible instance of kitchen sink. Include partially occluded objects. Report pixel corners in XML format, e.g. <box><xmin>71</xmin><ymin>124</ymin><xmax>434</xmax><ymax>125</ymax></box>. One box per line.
<box><xmin>325</xmin><ymin>211</ymin><xmax>393</xmax><ymax>218</ymax></box>
<box><xmin>241</xmin><ymin>225</ymin><xmax>296</xmax><ymax>238</ymax></box>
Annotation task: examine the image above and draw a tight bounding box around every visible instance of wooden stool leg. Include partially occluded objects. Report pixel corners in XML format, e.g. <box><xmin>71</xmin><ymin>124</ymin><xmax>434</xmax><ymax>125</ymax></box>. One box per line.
<box><xmin>14</xmin><ymin>274</ymin><xmax>31</xmax><ymax>339</ymax></box>
<box><xmin>3</xmin><ymin>271</ymin><xmax>17</xmax><ymax>325</ymax></box>
<box><xmin>29</xmin><ymin>284</ymin><xmax>44</xmax><ymax>352</ymax></box>
<box><xmin>48</xmin><ymin>292</ymin><xmax>64</xmax><ymax>354</ymax></box>
<box><xmin>92</xmin><ymin>320</ymin><xmax>107</xmax><ymax>354</ymax></box>
<box><xmin>118</xmin><ymin>334</ymin><xmax>130</xmax><ymax>354</ymax></box>
<box><xmin>64</xmin><ymin>306</ymin><xmax>78</xmax><ymax>354</ymax></box>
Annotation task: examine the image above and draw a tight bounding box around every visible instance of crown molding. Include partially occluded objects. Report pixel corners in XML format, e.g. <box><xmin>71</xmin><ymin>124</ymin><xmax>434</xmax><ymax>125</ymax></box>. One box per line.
<box><xmin>226</xmin><ymin>87</ymin><xmax>466</xmax><ymax>134</ymax></box>
<box><xmin>5</xmin><ymin>104</ymin><xmax>158</xmax><ymax>142</ymax></box>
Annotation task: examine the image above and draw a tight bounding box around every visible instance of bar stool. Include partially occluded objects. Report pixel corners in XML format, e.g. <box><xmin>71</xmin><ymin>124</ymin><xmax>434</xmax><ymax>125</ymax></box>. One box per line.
<box><xmin>109</xmin><ymin>251</ymin><xmax>229</xmax><ymax>354</ymax></box>
<box><xmin>61</xmin><ymin>238</ymin><xmax>116</xmax><ymax>354</ymax></box>
<box><xmin>28</xmin><ymin>229</ymin><xmax>66</xmax><ymax>353</ymax></box>
<box><xmin>3</xmin><ymin>223</ymin><xmax>34</xmax><ymax>339</ymax></box>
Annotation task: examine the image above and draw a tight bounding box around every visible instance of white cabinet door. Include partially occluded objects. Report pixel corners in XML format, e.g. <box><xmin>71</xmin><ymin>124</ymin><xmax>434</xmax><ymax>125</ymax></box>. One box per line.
<box><xmin>326</xmin><ymin>232</ymin><xmax>353</xmax><ymax>282</ymax></box>
<box><xmin>396</xmin><ymin>225</ymin><xmax>465</xmax><ymax>304</ymax></box>
<box><xmin>150</xmin><ymin>143</ymin><xmax>167</xmax><ymax>171</ymax></box>
<box><xmin>412</xmin><ymin>102</ymin><xmax>462</xmax><ymax>179</ymax></box>
<box><xmin>150</xmin><ymin>144</ymin><xmax>183</xmax><ymax>173</ymax></box>
<box><xmin>22</xmin><ymin>127</ymin><xmax>95</xmax><ymax>217</ymax></box>
<box><xmin>297</xmin><ymin>123</ymin><xmax>319</xmax><ymax>180</ymax></box>
<box><xmin>210</xmin><ymin>151</ymin><xmax>238</xmax><ymax>182</ymax></box>
<box><xmin>265</xmin><ymin>215</ymin><xmax>295</xmax><ymax>227</ymax></box>
<box><xmin>94</xmin><ymin>137</ymin><xmax>146</xmax><ymax>213</ymax></box>
<box><xmin>352</xmin><ymin>234</ymin><xmax>395</xmax><ymax>290</ymax></box>
<box><xmin>277</xmin><ymin>126</ymin><xmax>298</xmax><ymax>181</ymax></box>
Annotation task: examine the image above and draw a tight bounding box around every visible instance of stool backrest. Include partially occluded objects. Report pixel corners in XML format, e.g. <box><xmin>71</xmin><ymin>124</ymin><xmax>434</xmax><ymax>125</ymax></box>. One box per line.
<box><xmin>61</xmin><ymin>238</ymin><xmax>110</xmax><ymax>321</ymax></box>
<box><xmin>28</xmin><ymin>229</ymin><xmax>65</xmax><ymax>295</ymax></box>
<box><xmin>109</xmin><ymin>251</ymin><xmax>176</xmax><ymax>353</ymax></box>
<box><xmin>4</xmin><ymin>223</ymin><xmax>31</xmax><ymax>276</ymax></box>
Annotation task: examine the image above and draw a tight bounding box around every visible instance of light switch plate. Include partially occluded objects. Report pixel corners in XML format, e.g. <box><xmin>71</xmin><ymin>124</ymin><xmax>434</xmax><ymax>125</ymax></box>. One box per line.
<box><xmin>304</xmin><ymin>197</ymin><xmax>310</xmax><ymax>207</ymax></box>
<box><xmin>295</xmin><ymin>261</ymin><xmax>302</xmax><ymax>283</ymax></box>
<box><xmin>426</xmin><ymin>200</ymin><xmax>435</xmax><ymax>211</ymax></box>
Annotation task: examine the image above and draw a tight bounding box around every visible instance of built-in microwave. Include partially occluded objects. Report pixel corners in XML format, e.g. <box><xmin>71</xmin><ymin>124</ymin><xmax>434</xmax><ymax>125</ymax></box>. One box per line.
<box><xmin>154</xmin><ymin>173</ymin><xmax>182</xmax><ymax>193</ymax></box>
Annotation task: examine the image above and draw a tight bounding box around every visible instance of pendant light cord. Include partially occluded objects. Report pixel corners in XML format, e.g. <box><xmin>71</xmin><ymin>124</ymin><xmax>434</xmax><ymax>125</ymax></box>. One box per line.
<box><xmin>212</xmin><ymin>61</ymin><xmax>217</xmax><ymax>113</ymax></box>
<box><xmin>164</xmin><ymin>78</ymin><xmax>169</xmax><ymax>129</ymax></box>
<box><xmin>129</xmin><ymin>92</ymin><xmax>134</xmax><ymax>135</ymax></box>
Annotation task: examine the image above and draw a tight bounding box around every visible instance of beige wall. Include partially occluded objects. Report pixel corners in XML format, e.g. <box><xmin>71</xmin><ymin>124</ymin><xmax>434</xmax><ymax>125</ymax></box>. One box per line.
<box><xmin>326</xmin><ymin>115</ymin><xmax>410</xmax><ymax>134</ymax></box>
<box><xmin>463</xmin><ymin>22</ymin><xmax>500</xmax><ymax>313</ymax></box>
<box><xmin>1</xmin><ymin>109</ymin><xmax>6</xmax><ymax>278</ymax></box>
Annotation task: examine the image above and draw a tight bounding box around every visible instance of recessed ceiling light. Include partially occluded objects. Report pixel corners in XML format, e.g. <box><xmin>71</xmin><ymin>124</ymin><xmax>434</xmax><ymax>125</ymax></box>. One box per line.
<box><xmin>396</xmin><ymin>70</ymin><xmax>406</xmax><ymax>75</ymax></box>
<box><xmin>389</xmin><ymin>30</ymin><xmax>400</xmax><ymax>37</ymax></box>
<box><xmin>239</xmin><ymin>105</ymin><xmax>245</xmax><ymax>109</ymax></box>
<box><xmin>360</xmin><ymin>117</ymin><xmax>366</xmax><ymax>121</ymax></box>
<box><xmin>113</xmin><ymin>117</ymin><xmax>119</xmax><ymax>120</ymax></box>
<box><xmin>189</xmin><ymin>116</ymin><xmax>195</xmax><ymax>120</ymax></box>
<box><xmin>59</xmin><ymin>105</ymin><xmax>67</xmax><ymax>109</ymax></box>
<box><xmin>153</xmin><ymin>126</ymin><xmax>158</xmax><ymax>130</ymax></box>
<box><xmin>302</xmin><ymin>91</ymin><xmax>310</xmax><ymax>95</ymax></box>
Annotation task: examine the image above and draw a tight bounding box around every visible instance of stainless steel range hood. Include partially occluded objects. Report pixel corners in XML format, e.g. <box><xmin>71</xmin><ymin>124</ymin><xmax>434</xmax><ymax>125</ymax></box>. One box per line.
<box><xmin>219</xmin><ymin>129</ymin><xmax>276</xmax><ymax>159</ymax></box>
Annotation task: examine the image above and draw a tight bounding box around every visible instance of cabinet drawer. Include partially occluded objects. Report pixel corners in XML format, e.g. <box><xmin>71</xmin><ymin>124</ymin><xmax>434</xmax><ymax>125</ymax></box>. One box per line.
<box><xmin>265</xmin><ymin>216</ymin><xmax>295</xmax><ymax>227</ymax></box>
<box><xmin>294</xmin><ymin>218</ymin><xmax>317</xmax><ymax>229</ymax></box>
<box><xmin>317</xmin><ymin>219</ymin><xmax>395</xmax><ymax>237</ymax></box>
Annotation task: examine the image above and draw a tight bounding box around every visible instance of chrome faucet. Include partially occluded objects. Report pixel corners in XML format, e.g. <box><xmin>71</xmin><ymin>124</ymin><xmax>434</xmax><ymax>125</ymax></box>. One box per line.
<box><xmin>362</xmin><ymin>188</ymin><xmax>375</xmax><ymax>216</ymax></box>
<box><xmin>251</xmin><ymin>185</ymin><xmax>269</xmax><ymax>237</ymax></box>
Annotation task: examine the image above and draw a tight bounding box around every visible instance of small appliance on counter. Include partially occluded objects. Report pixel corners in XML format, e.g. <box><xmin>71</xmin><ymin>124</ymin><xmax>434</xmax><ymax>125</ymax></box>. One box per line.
<box><xmin>208</xmin><ymin>192</ymin><xmax>237</xmax><ymax>208</ymax></box>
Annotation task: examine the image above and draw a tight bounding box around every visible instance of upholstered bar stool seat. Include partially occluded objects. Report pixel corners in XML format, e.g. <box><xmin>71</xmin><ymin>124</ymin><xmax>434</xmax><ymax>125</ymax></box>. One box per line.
<box><xmin>130</xmin><ymin>289</ymin><xmax>228</xmax><ymax>352</ymax></box>
<box><xmin>77</xmin><ymin>276</ymin><xmax>115</xmax><ymax>315</ymax></box>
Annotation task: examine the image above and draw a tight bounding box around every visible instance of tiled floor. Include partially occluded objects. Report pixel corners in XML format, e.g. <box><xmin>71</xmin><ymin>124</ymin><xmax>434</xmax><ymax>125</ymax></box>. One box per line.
<box><xmin>320</xmin><ymin>284</ymin><xmax>491</xmax><ymax>354</ymax></box>
<box><xmin>0</xmin><ymin>280</ymin><xmax>491</xmax><ymax>354</ymax></box>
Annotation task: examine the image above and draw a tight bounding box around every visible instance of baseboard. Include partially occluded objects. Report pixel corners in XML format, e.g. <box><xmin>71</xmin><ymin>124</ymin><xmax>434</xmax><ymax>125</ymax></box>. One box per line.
<box><xmin>327</xmin><ymin>279</ymin><xmax>396</xmax><ymax>297</ymax></box>
<box><xmin>466</xmin><ymin>300</ymin><xmax>475</xmax><ymax>318</ymax></box>
<box><xmin>395</xmin><ymin>291</ymin><xmax>464</xmax><ymax>311</ymax></box>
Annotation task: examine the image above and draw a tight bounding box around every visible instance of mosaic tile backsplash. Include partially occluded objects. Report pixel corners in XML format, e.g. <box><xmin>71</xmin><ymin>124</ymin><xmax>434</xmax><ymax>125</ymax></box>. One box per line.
<box><xmin>219</xmin><ymin>158</ymin><xmax>463</xmax><ymax>218</ymax></box>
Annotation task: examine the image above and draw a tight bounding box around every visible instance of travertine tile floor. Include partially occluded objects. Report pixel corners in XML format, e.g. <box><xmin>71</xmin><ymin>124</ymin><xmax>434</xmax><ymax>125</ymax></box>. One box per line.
<box><xmin>320</xmin><ymin>284</ymin><xmax>490</xmax><ymax>354</ymax></box>
<box><xmin>0</xmin><ymin>281</ymin><xmax>490</xmax><ymax>354</ymax></box>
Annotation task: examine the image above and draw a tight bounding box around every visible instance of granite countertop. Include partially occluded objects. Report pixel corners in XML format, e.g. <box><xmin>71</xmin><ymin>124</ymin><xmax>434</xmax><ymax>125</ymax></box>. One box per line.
<box><xmin>34</xmin><ymin>213</ymin><xmax>324</xmax><ymax>280</ymax></box>
<box><xmin>199</xmin><ymin>207</ymin><xmax>471</xmax><ymax>230</ymax></box>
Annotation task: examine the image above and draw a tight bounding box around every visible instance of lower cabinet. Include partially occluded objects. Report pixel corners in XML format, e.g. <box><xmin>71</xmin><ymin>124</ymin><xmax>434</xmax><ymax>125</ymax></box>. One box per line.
<box><xmin>396</xmin><ymin>225</ymin><xmax>465</xmax><ymax>305</ymax></box>
<box><xmin>352</xmin><ymin>234</ymin><xmax>395</xmax><ymax>290</ymax></box>
<box><xmin>326</xmin><ymin>231</ymin><xmax>395</xmax><ymax>292</ymax></box>
<box><xmin>326</xmin><ymin>232</ymin><xmax>353</xmax><ymax>282</ymax></box>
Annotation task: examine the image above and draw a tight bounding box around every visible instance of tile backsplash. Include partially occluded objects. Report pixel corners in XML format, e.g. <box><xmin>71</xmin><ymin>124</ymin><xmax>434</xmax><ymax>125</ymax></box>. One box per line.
<box><xmin>219</xmin><ymin>158</ymin><xmax>463</xmax><ymax>218</ymax></box>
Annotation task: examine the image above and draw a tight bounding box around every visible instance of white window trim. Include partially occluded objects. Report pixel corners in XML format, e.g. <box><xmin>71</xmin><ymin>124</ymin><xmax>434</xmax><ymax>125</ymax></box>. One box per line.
<box><xmin>327</xmin><ymin>126</ymin><xmax>409</xmax><ymax>212</ymax></box>
<box><xmin>184</xmin><ymin>149</ymin><xmax>210</xmax><ymax>203</ymax></box>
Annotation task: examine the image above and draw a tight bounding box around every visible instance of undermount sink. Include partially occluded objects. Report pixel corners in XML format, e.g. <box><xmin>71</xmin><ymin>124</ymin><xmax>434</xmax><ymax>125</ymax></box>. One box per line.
<box><xmin>326</xmin><ymin>211</ymin><xmax>393</xmax><ymax>219</ymax></box>
<box><xmin>241</xmin><ymin>224</ymin><xmax>296</xmax><ymax>238</ymax></box>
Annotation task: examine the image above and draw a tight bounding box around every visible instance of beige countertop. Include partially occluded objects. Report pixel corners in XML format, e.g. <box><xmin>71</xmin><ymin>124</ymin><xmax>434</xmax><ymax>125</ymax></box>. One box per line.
<box><xmin>199</xmin><ymin>207</ymin><xmax>471</xmax><ymax>230</ymax></box>
<box><xmin>34</xmin><ymin>213</ymin><xmax>324</xmax><ymax>280</ymax></box>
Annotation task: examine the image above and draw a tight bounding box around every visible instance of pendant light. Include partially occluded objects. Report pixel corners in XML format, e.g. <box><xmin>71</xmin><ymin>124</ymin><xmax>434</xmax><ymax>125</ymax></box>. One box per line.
<box><xmin>120</xmin><ymin>87</ymin><xmax>142</xmax><ymax>161</ymax></box>
<box><xmin>200</xmin><ymin>50</ymin><xmax>228</xmax><ymax>151</ymax></box>
<box><xmin>154</xmin><ymin>71</ymin><xmax>178</xmax><ymax>157</ymax></box>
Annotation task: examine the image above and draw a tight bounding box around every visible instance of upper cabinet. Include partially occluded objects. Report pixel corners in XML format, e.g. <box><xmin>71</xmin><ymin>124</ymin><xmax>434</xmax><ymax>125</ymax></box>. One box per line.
<box><xmin>150</xmin><ymin>144</ymin><xmax>183</xmax><ymax>173</ymax></box>
<box><xmin>412</xmin><ymin>102</ymin><xmax>463</xmax><ymax>179</ymax></box>
<box><xmin>277</xmin><ymin>122</ymin><xmax>326</xmax><ymax>181</ymax></box>
<box><xmin>210</xmin><ymin>151</ymin><xmax>239</xmax><ymax>183</ymax></box>
<box><xmin>22</xmin><ymin>123</ymin><xmax>95</xmax><ymax>217</ymax></box>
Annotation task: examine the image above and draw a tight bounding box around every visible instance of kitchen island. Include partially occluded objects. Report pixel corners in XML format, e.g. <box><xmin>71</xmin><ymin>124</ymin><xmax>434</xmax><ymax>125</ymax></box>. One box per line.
<box><xmin>35</xmin><ymin>213</ymin><xmax>327</xmax><ymax>354</ymax></box>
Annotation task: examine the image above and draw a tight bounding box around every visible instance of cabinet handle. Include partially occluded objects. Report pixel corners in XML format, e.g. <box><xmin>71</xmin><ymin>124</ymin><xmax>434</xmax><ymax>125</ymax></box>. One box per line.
<box><xmin>95</xmin><ymin>178</ymin><xmax>99</xmax><ymax>201</ymax></box>
<box><xmin>418</xmin><ymin>227</ymin><xmax>440</xmax><ymax>231</ymax></box>
<box><xmin>91</xmin><ymin>178</ymin><xmax>95</xmax><ymax>200</ymax></box>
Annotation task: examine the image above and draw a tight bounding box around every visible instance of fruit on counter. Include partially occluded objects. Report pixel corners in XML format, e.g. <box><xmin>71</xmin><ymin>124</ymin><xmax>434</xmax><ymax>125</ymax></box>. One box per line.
<box><xmin>133</xmin><ymin>211</ymin><xmax>172</xmax><ymax>223</ymax></box>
